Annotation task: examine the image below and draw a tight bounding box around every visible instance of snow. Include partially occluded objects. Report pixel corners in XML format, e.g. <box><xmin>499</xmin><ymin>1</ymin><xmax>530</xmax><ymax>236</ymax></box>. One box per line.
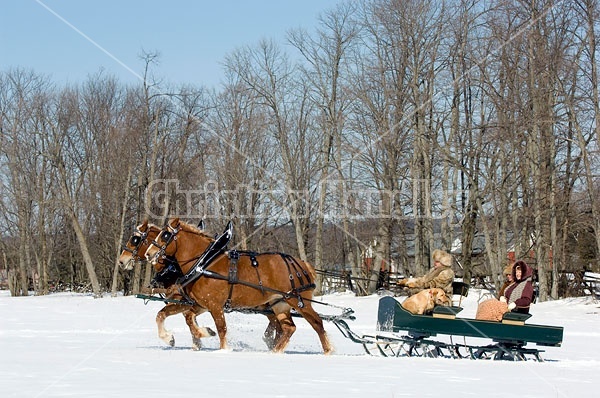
<box><xmin>1</xmin><ymin>288</ymin><xmax>599</xmax><ymax>397</ymax></box>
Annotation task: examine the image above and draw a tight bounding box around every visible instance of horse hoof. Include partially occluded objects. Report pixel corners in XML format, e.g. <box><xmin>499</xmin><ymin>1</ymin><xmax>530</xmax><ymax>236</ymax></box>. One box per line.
<box><xmin>192</xmin><ymin>338</ymin><xmax>202</xmax><ymax>351</ymax></box>
<box><xmin>205</xmin><ymin>327</ymin><xmax>216</xmax><ymax>337</ymax></box>
<box><xmin>160</xmin><ymin>333</ymin><xmax>175</xmax><ymax>347</ymax></box>
<box><xmin>262</xmin><ymin>335</ymin><xmax>276</xmax><ymax>350</ymax></box>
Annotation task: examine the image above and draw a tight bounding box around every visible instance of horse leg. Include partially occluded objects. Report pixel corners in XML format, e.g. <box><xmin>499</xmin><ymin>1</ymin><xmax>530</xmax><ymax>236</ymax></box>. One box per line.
<box><xmin>184</xmin><ymin>306</ymin><xmax>215</xmax><ymax>351</ymax></box>
<box><xmin>156</xmin><ymin>304</ymin><xmax>186</xmax><ymax>347</ymax></box>
<box><xmin>290</xmin><ymin>299</ymin><xmax>333</xmax><ymax>355</ymax></box>
<box><xmin>262</xmin><ymin>313</ymin><xmax>283</xmax><ymax>350</ymax></box>
<box><xmin>208</xmin><ymin>307</ymin><xmax>229</xmax><ymax>350</ymax></box>
<box><xmin>272</xmin><ymin>310</ymin><xmax>296</xmax><ymax>353</ymax></box>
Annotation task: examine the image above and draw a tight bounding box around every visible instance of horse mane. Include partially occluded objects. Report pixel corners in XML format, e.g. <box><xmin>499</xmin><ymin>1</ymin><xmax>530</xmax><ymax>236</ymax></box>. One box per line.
<box><xmin>136</xmin><ymin>222</ymin><xmax>160</xmax><ymax>231</ymax></box>
<box><xmin>177</xmin><ymin>220</ymin><xmax>215</xmax><ymax>241</ymax></box>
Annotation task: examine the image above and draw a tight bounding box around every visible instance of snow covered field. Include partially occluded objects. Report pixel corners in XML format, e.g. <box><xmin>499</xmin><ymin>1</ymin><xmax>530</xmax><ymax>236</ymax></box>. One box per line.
<box><xmin>1</xmin><ymin>289</ymin><xmax>598</xmax><ymax>397</ymax></box>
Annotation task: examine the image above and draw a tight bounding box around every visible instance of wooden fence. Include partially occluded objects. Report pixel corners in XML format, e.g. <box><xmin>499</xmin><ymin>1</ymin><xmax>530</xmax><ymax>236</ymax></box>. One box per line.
<box><xmin>317</xmin><ymin>268</ymin><xmax>600</xmax><ymax>299</ymax></box>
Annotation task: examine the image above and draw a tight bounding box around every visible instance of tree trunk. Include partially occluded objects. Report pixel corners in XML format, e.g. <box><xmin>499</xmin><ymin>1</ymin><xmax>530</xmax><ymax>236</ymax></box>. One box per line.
<box><xmin>583</xmin><ymin>0</ymin><xmax>600</xmax><ymax>265</ymax></box>
<box><xmin>69</xmin><ymin>214</ymin><xmax>101</xmax><ymax>297</ymax></box>
<box><xmin>17</xmin><ymin>229</ymin><xmax>29</xmax><ymax>296</ymax></box>
<box><xmin>56</xmin><ymin>160</ymin><xmax>101</xmax><ymax>297</ymax></box>
<box><xmin>111</xmin><ymin>165</ymin><xmax>133</xmax><ymax>296</ymax></box>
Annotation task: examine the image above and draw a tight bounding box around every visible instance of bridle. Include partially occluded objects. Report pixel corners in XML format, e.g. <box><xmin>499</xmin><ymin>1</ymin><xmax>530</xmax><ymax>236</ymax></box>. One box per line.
<box><xmin>147</xmin><ymin>222</ymin><xmax>216</xmax><ymax>272</ymax></box>
<box><xmin>121</xmin><ymin>227</ymin><xmax>150</xmax><ymax>262</ymax></box>
<box><xmin>146</xmin><ymin>223</ymin><xmax>202</xmax><ymax>289</ymax></box>
<box><xmin>147</xmin><ymin>223</ymin><xmax>181</xmax><ymax>266</ymax></box>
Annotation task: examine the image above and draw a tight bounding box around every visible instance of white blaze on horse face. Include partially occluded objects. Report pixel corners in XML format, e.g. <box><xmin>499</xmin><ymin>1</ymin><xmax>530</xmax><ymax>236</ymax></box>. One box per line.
<box><xmin>119</xmin><ymin>225</ymin><xmax>148</xmax><ymax>270</ymax></box>
<box><xmin>118</xmin><ymin>251</ymin><xmax>135</xmax><ymax>270</ymax></box>
<box><xmin>145</xmin><ymin>237</ymin><xmax>167</xmax><ymax>265</ymax></box>
<box><xmin>144</xmin><ymin>243</ymin><xmax>159</xmax><ymax>264</ymax></box>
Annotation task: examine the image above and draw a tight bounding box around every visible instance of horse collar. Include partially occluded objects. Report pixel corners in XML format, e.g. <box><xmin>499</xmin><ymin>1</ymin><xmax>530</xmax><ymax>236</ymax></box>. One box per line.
<box><xmin>176</xmin><ymin>222</ymin><xmax>233</xmax><ymax>286</ymax></box>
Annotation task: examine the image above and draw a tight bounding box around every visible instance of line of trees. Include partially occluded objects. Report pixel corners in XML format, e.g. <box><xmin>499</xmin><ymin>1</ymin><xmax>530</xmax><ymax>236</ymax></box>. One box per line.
<box><xmin>1</xmin><ymin>0</ymin><xmax>599</xmax><ymax>300</ymax></box>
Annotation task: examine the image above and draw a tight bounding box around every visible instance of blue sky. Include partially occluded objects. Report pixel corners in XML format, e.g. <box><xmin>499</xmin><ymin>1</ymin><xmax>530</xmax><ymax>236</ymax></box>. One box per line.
<box><xmin>1</xmin><ymin>0</ymin><xmax>341</xmax><ymax>88</ymax></box>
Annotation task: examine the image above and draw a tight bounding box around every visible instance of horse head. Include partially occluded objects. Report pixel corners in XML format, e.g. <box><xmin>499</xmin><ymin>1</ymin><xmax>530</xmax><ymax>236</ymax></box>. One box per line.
<box><xmin>118</xmin><ymin>220</ymin><xmax>160</xmax><ymax>271</ymax></box>
<box><xmin>144</xmin><ymin>218</ymin><xmax>214</xmax><ymax>275</ymax></box>
<box><xmin>144</xmin><ymin>218</ymin><xmax>180</xmax><ymax>267</ymax></box>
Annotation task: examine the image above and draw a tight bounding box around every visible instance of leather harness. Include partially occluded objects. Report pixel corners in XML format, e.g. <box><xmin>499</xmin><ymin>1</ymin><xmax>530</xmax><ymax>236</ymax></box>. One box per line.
<box><xmin>152</xmin><ymin>222</ymin><xmax>315</xmax><ymax>310</ymax></box>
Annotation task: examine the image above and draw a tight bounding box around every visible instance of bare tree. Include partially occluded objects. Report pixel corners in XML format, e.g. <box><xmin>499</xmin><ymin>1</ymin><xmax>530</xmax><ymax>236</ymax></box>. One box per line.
<box><xmin>288</xmin><ymin>2</ymin><xmax>358</xmax><ymax>293</ymax></box>
<box><xmin>206</xmin><ymin>77</ymin><xmax>274</xmax><ymax>249</ymax></box>
<box><xmin>352</xmin><ymin>0</ymin><xmax>449</xmax><ymax>294</ymax></box>
<box><xmin>574</xmin><ymin>0</ymin><xmax>600</xmax><ymax>273</ymax></box>
<box><xmin>0</xmin><ymin>69</ymin><xmax>37</xmax><ymax>295</ymax></box>
<box><xmin>47</xmin><ymin>86</ymin><xmax>101</xmax><ymax>296</ymax></box>
<box><xmin>0</xmin><ymin>69</ymin><xmax>58</xmax><ymax>295</ymax></box>
<box><xmin>224</xmin><ymin>39</ymin><xmax>320</xmax><ymax>262</ymax></box>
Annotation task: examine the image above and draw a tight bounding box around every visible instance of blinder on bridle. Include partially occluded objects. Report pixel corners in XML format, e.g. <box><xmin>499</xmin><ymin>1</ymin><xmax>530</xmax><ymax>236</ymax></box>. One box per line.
<box><xmin>147</xmin><ymin>224</ymin><xmax>180</xmax><ymax>265</ymax></box>
<box><xmin>159</xmin><ymin>230</ymin><xmax>173</xmax><ymax>243</ymax></box>
<box><xmin>122</xmin><ymin>228</ymin><xmax>148</xmax><ymax>259</ymax></box>
<box><xmin>129</xmin><ymin>235</ymin><xmax>142</xmax><ymax>247</ymax></box>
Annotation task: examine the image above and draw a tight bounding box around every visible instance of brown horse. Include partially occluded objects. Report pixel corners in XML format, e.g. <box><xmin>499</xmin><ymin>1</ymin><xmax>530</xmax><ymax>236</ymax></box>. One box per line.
<box><xmin>144</xmin><ymin>218</ymin><xmax>332</xmax><ymax>354</ymax></box>
<box><xmin>119</xmin><ymin>221</ymin><xmax>214</xmax><ymax>350</ymax></box>
<box><xmin>119</xmin><ymin>221</ymin><xmax>283</xmax><ymax>350</ymax></box>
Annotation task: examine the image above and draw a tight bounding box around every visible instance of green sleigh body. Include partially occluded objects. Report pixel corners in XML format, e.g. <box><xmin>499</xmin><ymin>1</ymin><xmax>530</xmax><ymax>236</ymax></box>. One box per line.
<box><xmin>331</xmin><ymin>290</ymin><xmax>563</xmax><ymax>361</ymax></box>
<box><xmin>377</xmin><ymin>296</ymin><xmax>563</xmax><ymax>347</ymax></box>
